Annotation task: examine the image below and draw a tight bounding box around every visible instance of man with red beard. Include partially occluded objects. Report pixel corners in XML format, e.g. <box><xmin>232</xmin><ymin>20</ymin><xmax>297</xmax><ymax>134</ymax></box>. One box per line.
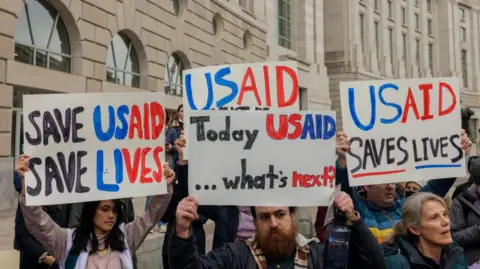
<box><xmin>168</xmin><ymin>193</ymin><xmax>386</xmax><ymax>269</ymax></box>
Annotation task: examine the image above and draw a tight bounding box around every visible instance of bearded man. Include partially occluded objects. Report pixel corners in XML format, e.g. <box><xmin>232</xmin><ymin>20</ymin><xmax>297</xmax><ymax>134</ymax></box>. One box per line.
<box><xmin>168</xmin><ymin>193</ymin><xmax>385</xmax><ymax>269</ymax></box>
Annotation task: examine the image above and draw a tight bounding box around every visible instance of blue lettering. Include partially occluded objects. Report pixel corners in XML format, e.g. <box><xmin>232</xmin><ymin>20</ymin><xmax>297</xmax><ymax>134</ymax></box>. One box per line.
<box><xmin>184</xmin><ymin>73</ymin><xmax>215</xmax><ymax>111</ymax></box>
<box><xmin>378</xmin><ymin>83</ymin><xmax>402</xmax><ymax>124</ymax></box>
<box><xmin>114</xmin><ymin>149</ymin><xmax>123</xmax><ymax>184</ymax></box>
<box><xmin>323</xmin><ymin>115</ymin><xmax>336</xmax><ymax>140</ymax></box>
<box><xmin>300</xmin><ymin>114</ymin><xmax>315</xmax><ymax>139</ymax></box>
<box><xmin>215</xmin><ymin>67</ymin><xmax>238</xmax><ymax>107</ymax></box>
<box><xmin>93</xmin><ymin>106</ymin><xmax>115</xmax><ymax>142</ymax></box>
<box><xmin>96</xmin><ymin>150</ymin><xmax>119</xmax><ymax>192</ymax></box>
<box><xmin>348</xmin><ymin>86</ymin><xmax>376</xmax><ymax>131</ymax></box>
<box><xmin>315</xmin><ymin>114</ymin><xmax>323</xmax><ymax>139</ymax></box>
<box><xmin>115</xmin><ymin>105</ymin><xmax>129</xmax><ymax>140</ymax></box>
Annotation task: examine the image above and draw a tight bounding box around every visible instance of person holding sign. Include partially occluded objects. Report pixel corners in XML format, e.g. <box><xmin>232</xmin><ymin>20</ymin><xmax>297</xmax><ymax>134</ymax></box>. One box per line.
<box><xmin>15</xmin><ymin>154</ymin><xmax>176</xmax><ymax>269</ymax></box>
<box><xmin>168</xmin><ymin>194</ymin><xmax>386</xmax><ymax>269</ymax></box>
<box><xmin>382</xmin><ymin>192</ymin><xmax>468</xmax><ymax>268</ymax></box>
<box><xmin>335</xmin><ymin>130</ymin><xmax>472</xmax><ymax>243</ymax></box>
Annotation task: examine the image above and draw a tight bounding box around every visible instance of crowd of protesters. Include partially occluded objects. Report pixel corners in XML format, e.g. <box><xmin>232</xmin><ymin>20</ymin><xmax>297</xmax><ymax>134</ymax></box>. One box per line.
<box><xmin>8</xmin><ymin>103</ymin><xmax>480</xmax><ymax>269</ymax></box>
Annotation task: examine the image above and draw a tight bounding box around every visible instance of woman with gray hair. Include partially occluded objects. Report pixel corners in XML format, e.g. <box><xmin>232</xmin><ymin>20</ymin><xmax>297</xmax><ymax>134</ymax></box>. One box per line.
<box><xmin>382</xmin><ymin>192</ymin><xmax>467</xmax><ymax>269</ymax></box>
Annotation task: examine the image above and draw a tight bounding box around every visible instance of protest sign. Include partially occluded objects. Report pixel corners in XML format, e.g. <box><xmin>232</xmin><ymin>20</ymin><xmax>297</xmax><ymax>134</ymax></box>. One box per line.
<box><xmin>182</xmin><ymin>61</ymin><xmax>300</xmax><ymax>159</ymax></box>
<box><xmin>188</xmin><ymin>110</ymin><xmax>336</xmax><ymax>206</ymax></box>
<box><xmin>23</xmin><ymin>93</ymin><xmax>167</xmax><ymax>206</ymax></box>
<box><xmin>339</xmin><ymin>77</ymin><xmax>466</xmax><ymax>186</ymax></box>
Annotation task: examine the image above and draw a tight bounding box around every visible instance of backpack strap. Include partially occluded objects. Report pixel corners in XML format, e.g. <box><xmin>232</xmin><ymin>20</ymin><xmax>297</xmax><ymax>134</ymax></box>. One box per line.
<box><xmin>457</xmin><ymin>194</ymin><xmax>480</xmax><ymax>218</ymax></box>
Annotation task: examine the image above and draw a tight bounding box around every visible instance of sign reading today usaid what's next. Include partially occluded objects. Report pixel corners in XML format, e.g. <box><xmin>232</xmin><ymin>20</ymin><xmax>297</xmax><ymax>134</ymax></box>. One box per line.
<box><xmin>22</xmin><ymin>93</ymin><xmax>168</xmax><ymax>206</ymax></box>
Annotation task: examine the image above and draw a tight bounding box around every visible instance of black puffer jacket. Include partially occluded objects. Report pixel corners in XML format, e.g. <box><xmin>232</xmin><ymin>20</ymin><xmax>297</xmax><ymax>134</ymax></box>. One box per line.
<box><xmin>169</xmin><ymin>218</ymin><xmax>386</xmax><ymax>269</ymax></box>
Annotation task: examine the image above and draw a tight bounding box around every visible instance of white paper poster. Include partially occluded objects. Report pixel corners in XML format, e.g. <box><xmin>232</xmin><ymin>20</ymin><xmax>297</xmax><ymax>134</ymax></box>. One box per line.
<box><xmin>188</xmin><ymin>110</ymin><xmax>337</xmax><ymax>206</ymax></box>
<box><xmin>23</xmin><ymin>93</ymin><xmax>168</xmax><ymax>205</ymax></box>
<box><xmin>339</xmin><ymin>77</ymin><xmax>466</xmax><ymax>186</ymax></box>
<box><xmin>182</xmin><ymin>61</ymin><xmax>300</xmax><ymax>159</ymax></box>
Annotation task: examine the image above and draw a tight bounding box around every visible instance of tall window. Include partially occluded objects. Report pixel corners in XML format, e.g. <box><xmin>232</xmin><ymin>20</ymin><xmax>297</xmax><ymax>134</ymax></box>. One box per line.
<box><xmin>374</xmin><ymin>0</ymin><xmax>379</xmax><ymax>11</ymax></box>
<box><xmin>428</xmin><ymin>43</ymin><xmax>433</xmax><ymax>76</ymax></box>
<box><xmin>402</xmin><ymin>33</ymin><xmax>407</xmax><ymax>69</ymax></box>
<box><xmin>415</xmin><ymin>0</ymin><xmax>419</xmax><ymax>7</ymax></box>
<box><xmin>427</xmin><ymin>0</ymin><xmax>432</xmax><ymax>12</ymax></box>
<box><xmin>14</xmin><ymin>0</ymin><xmax>71</xmax><ymax>73</ymax></box>
<box><xmin>106</xmin><ymin>33</ymin><xmax>140</xmax><ymax>88</ymax></box>
<box><xmin>388</xmin><ymin>1</ymin><xmax>392</xmax><ymax>18</ymax></box>
<box><xmin>389</xmin><ymin>28</ymin><xmax>394</xmax><ymax>64</ymax></box>
<box><xmin>375</xmin><ymin>21</ymin><xmax>379</xmax><ymax>60</ymax></box>
<box><xmin>164</xmin><ymin>54</ymin><xmax>185</xmax><ymax>97</ymax></box>
<box><xmin>360</xmin><ymin>13</ymin><xmax>365</xmax><ymax>54</ymax></box>
<box><xmin>462</xmin><ymin>50</ymin><xmax>468</xmax><ymax>87</ymax></box>
<box><xmin>415</xmin><ymin>13</ymin><xmax>420</xmax><ymax>30</ymax></box>
<box><xmin>401</xmin><ymin>7</ymin><xmax>406</xmax><ymax>25</ymax></box>
<box><xmin>278</xmin><ymin>0</ymin><xmax>291</xmax><ymax>49</ymax></box>
<box><xmin>461</xmin><ymin>27</ymin><xmax>466</xmax><ymax>42</ymax></box>
<box><xmin>415</xmin><ymin>39</ymin><xmax>420</xmax><ymax>76</ymax></box>
<box><xmin>460</xmin><ymin>8</ymin><xmax>466</xmax><ymax>21</ymax></box>
<box><xmin>428</xmin><ymin>19</ymin><xmax>433</xmax><ymax>35</ymax></box>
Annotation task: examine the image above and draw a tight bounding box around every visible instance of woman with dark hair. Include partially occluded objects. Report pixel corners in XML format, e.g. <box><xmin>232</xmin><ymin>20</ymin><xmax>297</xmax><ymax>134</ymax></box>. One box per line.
<box><xmin>382</xmin><ymin>192</ymin><xmax>467</xmax><ymax>269</ymax></box>
<box><xmin>15</xmin><ymin>154</ymin><xmax>176</xmax><ymax>269</ymax></box>
<box><xmin>166</xmin><ymin>104</ymin><xmax>184</xmax><ymax>169</ymax></box>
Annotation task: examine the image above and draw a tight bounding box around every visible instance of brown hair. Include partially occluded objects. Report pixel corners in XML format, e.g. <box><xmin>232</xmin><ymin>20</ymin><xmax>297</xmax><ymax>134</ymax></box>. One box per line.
<box><xmin>385</xmin><ymin>192</ymin><xmax>447</xmax><ymax>246</ymax></box>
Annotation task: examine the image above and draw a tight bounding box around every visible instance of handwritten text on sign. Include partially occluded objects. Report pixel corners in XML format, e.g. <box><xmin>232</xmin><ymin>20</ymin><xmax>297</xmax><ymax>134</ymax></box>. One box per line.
<box><xmin>23</xmin><ymin>93</ymin><xmax>167</xmax><ymax>206</ymax></box>
<box><xmin>182</xmin><ymin>61</ymin><xmax>300</xmax><ymax>159</ymax></box>
<box><xmin>188</xmin><ymin>110</ymin><xmax>336</xmax><ymax>206</ymax></box>
<box><xmin>339</xmin><ymin>78</ymin><xmax>466</xmax><ymax>186</ymax></box>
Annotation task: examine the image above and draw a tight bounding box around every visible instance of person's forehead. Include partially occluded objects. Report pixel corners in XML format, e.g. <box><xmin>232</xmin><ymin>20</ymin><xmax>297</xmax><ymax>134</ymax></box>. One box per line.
<box><xmin>99</xmin><ymin>200</ymin><xmax>115</xmax><ymax>207</ymax></box>
<box><xmin>255</xmin><ymin>206</ymin><xmax>289</xmax><ymax>214</ymax></box>
<box><xmin>422</xmin><ymin>200</ymin><xmax>445</xmax><ymax>214</ymax></box>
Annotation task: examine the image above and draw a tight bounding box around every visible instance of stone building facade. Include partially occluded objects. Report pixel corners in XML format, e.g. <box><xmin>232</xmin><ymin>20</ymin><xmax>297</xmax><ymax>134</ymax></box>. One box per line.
<box><xmin>324</xmin><ymin>0</ymin><xmax>480</xmax><ymax>148</ymax></box>
<box><xmin>0</xmin><ymin>0</ymin><xmax>267</xmax><ymax>212</ymax></box>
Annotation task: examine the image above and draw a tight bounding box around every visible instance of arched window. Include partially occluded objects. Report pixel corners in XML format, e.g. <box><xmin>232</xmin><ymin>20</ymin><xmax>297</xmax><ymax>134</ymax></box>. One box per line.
<box><xmin>14</xmin><ymin>0</ymin><xmax>71</xmax><ymax>73</ymax></box>
<box><xmin>106</xmin><ymin>33</ymin><xmax>140</xmax><ymax>88</ymax></box>
<box><xmin>164</xmin><ymin>54</ymin><xmax>184</xmax><ymax>97</ymax></box>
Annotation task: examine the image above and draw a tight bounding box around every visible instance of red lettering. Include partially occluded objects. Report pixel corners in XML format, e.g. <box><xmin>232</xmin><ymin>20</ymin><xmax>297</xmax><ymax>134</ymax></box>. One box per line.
<box><xmin>150</xmin><ymin>102</ymin><xmax>165</xmax><ymax>140</ymax></box>
<box><xmin>287</xmin><ymin>113</ymin><xmax>302</xmax><ymax>140</ymax></box>
<box><xmin>143</xmin><ymin>103</ymin><xmax>151</xmax><ymax>140</ymax></box>
<box><xmin>152</xmin><ymin>146</ymin><xmax>163</xmax><ymax>183</ymax></box>
<box><xmin>292</xmin><ymin>171</ymin><xmax>325</xmax><ymax>188</ymax></box>
<box><xmin>321</xmin><ymin>166</ymin><xmax>336</xmax><ymax>188</ymax></box>
<box><xmin>237</xmin><ymin>67</ymin><xmax>261</xmax><ymax>106</ymax></box>
<box><xmin>140</xmin><ymin>147</ymin><xmax>153</xmax><ymax>184</ymax></box>
<box><xmin>263</xmin><ymin>66</ymin><xmax>272</xmax><ymax>106</ymax></box>
<box><xmin>439</xmin><ymin>82</ymin><xmax>457</xmax><ymax>116</ymax></box>
<box><xmin>401</xmin><ymin>88</ymin><xmax>420</xmax><ymax>123</ymax></box>
<box><xmin>266</xmin><ymin>114</ymin><xmax>288</xmax><ymax>140</ymax></box>
<box><xmin>276</xmin><ymin>66</ymin><xmax>299</xmax><ymax>107</ymax></box>
<box><xmin>122</xmin><ymin>148</ymin><xmax>141</xmax><ymax>183</ymax></box>
<box><xmin>292</xmin><ymin>171</ymin><xmax>304</xmax><ymax>187</ymax></box>
<box><xmin>418</xmin><ymin>83</ymin><xmax>434</xmax><ymax>121</ymax></box>
<box><xmin>128</xmin><ymin>105</ymin><xmax>143</xmax><ymax>139</ymax></box>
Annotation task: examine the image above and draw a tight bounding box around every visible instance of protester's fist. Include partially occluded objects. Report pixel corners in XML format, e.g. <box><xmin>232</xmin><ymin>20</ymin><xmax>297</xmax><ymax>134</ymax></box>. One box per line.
<box><xmin>461</xmin><ymin>129</ymin><xmax>472</xmax><ymax>154</ymax></box>
<box><xmin>336</xmin><ymin>132</ymin><xmax>350</xmax><ymax>158</ymax></box>
<box><xmin>15</xmin><ymin>154</ymin><xmax>30</xmax><ymax>178</ymax></box>
<box><xmin>334</xmin><ymin>191</ymin><xmax>354</xmax><ymax>214</ymax></box>
<box><xmin>163</xmin><ymin>163</ymin><xmax>176</xmax><ymax>185</ymax></box>
<box><xmin>175</xmin><ymin>196</ymin><xmax>198</xmax><ymax>237</ymax></box>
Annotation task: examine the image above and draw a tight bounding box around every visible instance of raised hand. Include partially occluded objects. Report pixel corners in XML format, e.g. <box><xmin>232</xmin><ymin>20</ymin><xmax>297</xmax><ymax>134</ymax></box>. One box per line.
<box><xmin>334</xmin><ymin>191</ymin><xmax>354</xmax><ymax>214</ymax></box>
<box><xmin>461</xmin><ymin>129</ymin><xmax>472</xmax><ymax>154</ymax></box>
<box><xmin>175</xmin><ymin>196</ymin><xmax>198</xmax><ymax>238</ymax></box>
<box><xmin>163</xmin><ymin>163</ymin><xmax>176</xmax><ymax>185</ymax></box>
<box><xmin>336</xmin><ymin>132</ymin><xmax>350</xmax><ymax>158</ymax></box>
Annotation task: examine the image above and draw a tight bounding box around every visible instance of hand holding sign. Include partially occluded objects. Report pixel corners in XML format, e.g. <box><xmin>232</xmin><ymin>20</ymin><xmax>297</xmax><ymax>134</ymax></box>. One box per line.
<box><xmin>336</xmin><ymin>132</ymin><xmax>350</xmax><ymax>158</ymax></box>
<box><xmin>334</xmin><ymin>191</ymin><xmax>354</xmax><ymax>214</ymax></box>
<box><xmin>163</xmin><ymin>163</ymin><xmax>176</xmax><ymax>185</ymax></box>
<box><xmin>460</xmin><ymin>129</ymin><xmax>472</xmax><ymax>154</ymax></box>
<box><xmin>15</xmin><ymin>154</ymin><xmax>30</xmax><ymax>193</ymax></box>
<box><xmin>175</xmin><ymin>195</ymin><xmax>199</xmax><ymax>238</ymax></box>
<box><xmin>175</xmin><ymin>133</ymin><xmax>187</xmax><ymax>165</ymax></box>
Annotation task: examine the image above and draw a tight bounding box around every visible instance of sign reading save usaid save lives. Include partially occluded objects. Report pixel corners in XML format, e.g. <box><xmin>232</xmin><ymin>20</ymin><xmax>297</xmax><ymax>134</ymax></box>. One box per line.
<box><xmin>182</xmin><ymin>61</ymin><xmax>300</xmax><ymax>159</ymax></box>
<box><xmin>340</xmin><ymin>78</ymin><xmax>466</xmax><ymax>187</ymax></box>
<box><xmin>23</xmin><ymin>93</ymin><xmax>168</xmax><ymax>206</ymax></box>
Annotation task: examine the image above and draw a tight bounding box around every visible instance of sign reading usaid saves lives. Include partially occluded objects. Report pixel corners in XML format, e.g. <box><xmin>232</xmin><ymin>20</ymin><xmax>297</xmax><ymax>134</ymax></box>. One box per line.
<box><xmin>182</xmin><ymin>61</ymin><xmax>300</xmax><ymax>159</ymax></box>
<box><xmin>23</xmin><ymin>93</ymin><xmax>167</xmax><ymax>206</ymax></box>
<box><xmin>340</xmin><ymin>77</ymin><xmax>466</xmax><ymax>186</ymax></box>
<box><xmin>188</xmin><ymin>110</ymin><xmax>337</xmax><ymax>206</ymax></box>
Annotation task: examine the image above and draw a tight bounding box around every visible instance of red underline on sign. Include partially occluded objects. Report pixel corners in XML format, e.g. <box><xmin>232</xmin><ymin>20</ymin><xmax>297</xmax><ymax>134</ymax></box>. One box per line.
<box><xmin>352</xmin><ymin>169</ymin><xmax>407</xmax><ymax>179</ymax></box>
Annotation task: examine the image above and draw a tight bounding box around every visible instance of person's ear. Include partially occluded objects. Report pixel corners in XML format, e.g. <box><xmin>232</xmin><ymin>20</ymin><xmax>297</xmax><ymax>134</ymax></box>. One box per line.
<box><xmin>408</xmin><ymin>225</ymin><xmax>421</xmax><ymax>236</ymax></box>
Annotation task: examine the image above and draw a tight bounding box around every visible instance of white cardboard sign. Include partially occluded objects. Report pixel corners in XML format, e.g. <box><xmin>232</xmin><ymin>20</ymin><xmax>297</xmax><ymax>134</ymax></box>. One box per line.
<box><xmin>339</xmin><ymin>77</ymin><xmax>466</xmax><ymax>186</ymax></box>
<box><xmin>182</xmin><ymin>61</ymin><xmax>300</xmax><ymax>159</ymax></box>
<box><xmin>188</xmin><ymin>110</ymin><xmax>337</xmax><ymax>206</ymax></box>
<box><xmin>23</xmin><ymin>93</ymin><xmax>168</xmax><ymax>206</ymax></box>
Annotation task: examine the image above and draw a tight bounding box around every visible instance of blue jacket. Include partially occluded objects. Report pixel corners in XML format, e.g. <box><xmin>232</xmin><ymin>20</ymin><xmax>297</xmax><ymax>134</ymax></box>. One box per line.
<box><xmin>336</xmin><ymin>163</ymin><xmax>456</xmax><ymax>243</ymax></box>
<box><xmin>166</xmin><ymin>126</ymin><xmax>182</xmax><ymax>169</ymax></box>
<box><xmin>382</xmin><ymin>236</ymin><xmax>467</xmax><ymax>269</ymax></box>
